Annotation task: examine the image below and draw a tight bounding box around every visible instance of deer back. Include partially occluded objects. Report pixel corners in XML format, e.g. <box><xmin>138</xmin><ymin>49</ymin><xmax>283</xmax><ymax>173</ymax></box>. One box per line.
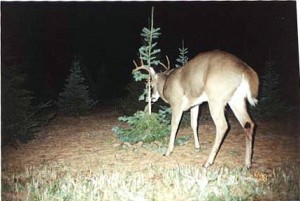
<box><xmin>162</xmin><ymin>50</ymin><xmax>258</xmax><ymax>106</ymax></box>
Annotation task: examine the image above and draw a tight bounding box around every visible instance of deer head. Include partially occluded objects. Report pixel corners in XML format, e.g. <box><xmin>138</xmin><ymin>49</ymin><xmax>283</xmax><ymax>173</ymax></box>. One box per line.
<box><xmin>132</xmin><ymin>56</ymin><xmax>170</xmax><ymax>103</ymax></box>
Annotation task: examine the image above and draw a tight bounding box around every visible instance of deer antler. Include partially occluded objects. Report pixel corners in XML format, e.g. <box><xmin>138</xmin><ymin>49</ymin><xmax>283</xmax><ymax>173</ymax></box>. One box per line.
<box><xmin>132</xmin><ymin>58</ymin><xmax>153</xmax><ymax>75</ymax></box>
<box><xmin>159</xmin><ymin>55</ymin><xmax>170</xmax><ymax>71</ymax></box>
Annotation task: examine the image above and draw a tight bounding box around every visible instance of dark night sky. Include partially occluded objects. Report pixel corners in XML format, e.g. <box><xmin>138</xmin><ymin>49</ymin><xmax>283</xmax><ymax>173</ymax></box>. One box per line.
<box><xmin>1</xmin><ymin>1</ymin><xmax>299</xmax><ymax>104</ymax></box>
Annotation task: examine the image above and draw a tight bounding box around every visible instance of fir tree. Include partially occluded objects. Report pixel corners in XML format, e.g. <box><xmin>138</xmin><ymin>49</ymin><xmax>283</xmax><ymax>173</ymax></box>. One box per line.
<box><xmin>58</xmin><ymin>59</ymin><xmax>96</xmax><ymax>116</ymax></box>
<box><xmin>2</xmin><ymin>65</ymin><xmax>55</xmax><ymax>145</ymax></box>
<box><xmin>174</xmin><ymin>40</ymin><xmax>192</xmax><ymax>125</ymax></box>
<box><xmin>2</xmin><ymin>65</ymin><xmax>33</xmax><ymax>144</ymax></box>
<box><xmin>176</xmin><ymin>40</ymin><xmax>189</xmax><ymax>68</ymax></box>
<box><xmin>252</xmin><ymin>58</ymin><xmax>287</xmax><ymax>119</ymax></box>
<box><xmin>113</xmin><ymin>7</ymin><xmax>170</xmax><ymax>144</ymax></box>
<box><xmin>133</xmin><ymin>6</ymin><xmax>161</xmax><ymax>114</ymax></box>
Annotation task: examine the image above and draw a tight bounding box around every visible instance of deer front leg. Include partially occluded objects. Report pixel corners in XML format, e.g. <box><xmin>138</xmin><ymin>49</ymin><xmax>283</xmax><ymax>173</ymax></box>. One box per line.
<box><xmin>164</xmin><ymin>107</ymin><xmax>183</xmax><ymax>156</ymax></box>
<box><xmin>191</xmin><ymin>106</ymin><xmax>200</xmax><ymax>150</ymax></box>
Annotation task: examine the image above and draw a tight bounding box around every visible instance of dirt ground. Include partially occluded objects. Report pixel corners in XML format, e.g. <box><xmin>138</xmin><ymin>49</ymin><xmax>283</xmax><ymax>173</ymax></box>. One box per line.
<box><xmin>2</xmin><ymin>106</ymin><xmax>299</xmax><ymax>175</ymax></box>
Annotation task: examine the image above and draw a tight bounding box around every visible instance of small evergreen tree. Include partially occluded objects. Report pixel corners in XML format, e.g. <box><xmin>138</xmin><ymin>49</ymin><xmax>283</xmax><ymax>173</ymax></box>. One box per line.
<box><xmin>176</xmin><ymin>40</ymin><xmax>189</xmax><ymax>68</ymax></box>
<box><xmin>252</xmin><ymin>58</ymin><xmax>287</xmax><ymax>119</ymax></box>
<box><xmin>2</xmin><ymin>66</ymin><xmax>33</xmax><ymax>144</ymax></box>
<box><xmin>58</xmin><ymin>58</ymin><xmax>96</xmax><ymax>116</ymax></box>
<box><xmin>2</xmin><ymin>66</ymin><xmax>55</xmax><ymax>145</ymax></box>
<box><xmin>175</xmin><ymin>40</ymin><xmax>192</xmax><ymax>126</ymax></box>
<box><xmin>115</xmin><ymin>7</ymin><xmax>163</xmax><ymax>115</ymax></box>
<box><xmin>133</xmin><ymin>6</ymin><xmax>161</xmax><ymax>114</ymax></box>
<box><xmin>113</xmin><ymin>7</ymin><xmax>170</xmax><ymax>144</ymax></box>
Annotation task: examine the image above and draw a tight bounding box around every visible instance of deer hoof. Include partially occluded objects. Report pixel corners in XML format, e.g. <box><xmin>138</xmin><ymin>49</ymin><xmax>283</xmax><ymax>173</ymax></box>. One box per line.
<box><xmin>245</xmin><ymin>163</ymin><xmax>252</xmax><ymax>170</ymax></box>
<box><xmin>204</xmin><ymin>161</ymin><xmax>213</xmax><ymax>168</ymax></box>
<box><xmin>195</xmin><ymin>147</ymin><xmax>201</xmax><ymax>152</ymax></box>
<box><xmin>163</xmin><ymin>150</ymin><xmax>172</xmax><ymax>156</ymax></box>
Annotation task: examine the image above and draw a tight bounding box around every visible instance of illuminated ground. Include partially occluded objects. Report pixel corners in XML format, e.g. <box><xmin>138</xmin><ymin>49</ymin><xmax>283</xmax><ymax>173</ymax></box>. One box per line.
<box><xmin>2</xmin><ymin>106</ymin><xmax>299</xmax><ymax>174</ymax></box>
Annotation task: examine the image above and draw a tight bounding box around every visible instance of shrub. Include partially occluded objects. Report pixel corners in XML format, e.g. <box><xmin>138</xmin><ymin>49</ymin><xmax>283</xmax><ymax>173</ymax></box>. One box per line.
<box><xmin>112</xmin><ymin>110</ymin><xmax>170</xmax><ymax>143</ymax></box>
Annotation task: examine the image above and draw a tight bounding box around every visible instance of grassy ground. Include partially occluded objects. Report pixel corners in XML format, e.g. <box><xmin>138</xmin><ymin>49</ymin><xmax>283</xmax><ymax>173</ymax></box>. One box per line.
<box><xmin>2</xmin><ymin>106</ymin><xmax>300</xmax><ymax>200</ymax></box>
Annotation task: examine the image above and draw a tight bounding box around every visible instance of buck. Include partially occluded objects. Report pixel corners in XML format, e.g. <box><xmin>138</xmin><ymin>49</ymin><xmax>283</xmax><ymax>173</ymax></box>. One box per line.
<box><xmin>133</xmin><ymin>50</ymin><xmax>259</xmax><ymax>168</ymax></box>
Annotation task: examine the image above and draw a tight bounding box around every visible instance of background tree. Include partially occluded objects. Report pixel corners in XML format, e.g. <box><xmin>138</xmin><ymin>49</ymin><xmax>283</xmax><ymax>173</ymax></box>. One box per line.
<box><xmin>79</xmin><ymin>55</ymin><xmax>116</xmax><ymax>102</ymax></box>
<box><xmin>114</xmin><ymin>81</ymin><xmax>146</xmax><ymax>115</ymax></box>
<box><xmin>252</xmin><ymin>58</ymin><xmax>288</xmax><ymax>119</ymax></box>
<box><xmin>174</xmin><ymin>40</ymin><xmax>193</xmax><ymax>126</ymax></box>
<box><xmin>2</xmin><ymin>66</ymin><xmax>33</xmax><ymax>144</ymax></box>
<box><xmin>176</xmin><ymin>40</ymin><xmax>189</xmax><ymax>68</ymax></box>
<box><xmin>2</xmin><ymin>65</ymin><xmax>54</xmax><ymax>146</ymax></box>
<box><xmin>58</xmin><ymin>58</ymin><xmax>96</xmax><ymax>116</ymax></box>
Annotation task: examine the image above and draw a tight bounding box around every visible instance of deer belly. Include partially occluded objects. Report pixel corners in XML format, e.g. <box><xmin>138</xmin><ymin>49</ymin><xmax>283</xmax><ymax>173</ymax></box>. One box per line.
<box><xmin>181</xmin><ymin>93</ymin><xmax>208</xmax><ymax>111</ymax></box>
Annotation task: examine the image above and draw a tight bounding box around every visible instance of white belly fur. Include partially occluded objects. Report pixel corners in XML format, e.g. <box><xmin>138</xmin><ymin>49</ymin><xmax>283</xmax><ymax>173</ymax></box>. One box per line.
<box><xmin>181</xmin><ymin>93</ymin><xmax>208</xmax><ymax>111</ymax></box>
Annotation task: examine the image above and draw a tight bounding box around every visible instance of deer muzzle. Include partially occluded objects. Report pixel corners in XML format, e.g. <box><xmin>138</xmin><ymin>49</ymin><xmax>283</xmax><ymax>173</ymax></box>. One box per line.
<box><xmin>151</xmin><ymin>91</ymin><xmax>160</xmax><ymax>103</ymax></box>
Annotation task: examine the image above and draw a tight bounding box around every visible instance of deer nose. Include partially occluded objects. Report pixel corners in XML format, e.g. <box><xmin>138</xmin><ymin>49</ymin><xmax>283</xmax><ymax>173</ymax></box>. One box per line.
<box><xmin>151</xmin><ymin>96</ymin><xmax>159</xmax><ymax>103</ymax></box>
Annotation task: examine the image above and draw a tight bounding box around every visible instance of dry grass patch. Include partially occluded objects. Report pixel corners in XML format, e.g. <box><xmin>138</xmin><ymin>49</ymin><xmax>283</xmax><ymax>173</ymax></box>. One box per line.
<box><xmin>2</xmin><ymin>162</ymin><xmax>300</xmax><ymax>201</ymax></box>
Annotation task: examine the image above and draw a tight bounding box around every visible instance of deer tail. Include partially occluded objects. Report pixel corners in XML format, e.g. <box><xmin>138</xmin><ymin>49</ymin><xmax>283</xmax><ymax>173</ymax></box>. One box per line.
<box><xmin>244</xmin><ymin>67</ymin><xmax>259</xmax><ymax>106</ymax></box>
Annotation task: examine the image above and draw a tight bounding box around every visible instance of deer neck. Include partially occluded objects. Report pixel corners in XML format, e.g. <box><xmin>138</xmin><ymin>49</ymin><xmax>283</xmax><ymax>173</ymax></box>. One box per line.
<box><xmin>157</xmin><ymin>73</ymin><xmax>169</xmax><ymax>103</ymax></box>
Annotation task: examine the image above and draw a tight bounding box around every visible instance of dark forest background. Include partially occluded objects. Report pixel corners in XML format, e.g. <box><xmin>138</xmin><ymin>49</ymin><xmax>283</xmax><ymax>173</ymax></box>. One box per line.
<box><xmin>1</xmin><ymin>1</ymin><xmax>299</xmax><ymax>144</ymax></box>
<box><xmin>2</xmin><ymin>1</ymin><xmax>299</xmax><ymax>103</ymax></box>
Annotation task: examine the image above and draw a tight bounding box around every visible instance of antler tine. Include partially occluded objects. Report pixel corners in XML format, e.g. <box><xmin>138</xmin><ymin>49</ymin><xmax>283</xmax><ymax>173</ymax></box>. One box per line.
<box><xmin>159</xmin><ymin>62</ymin><xmax>168</xmax><ymax>70</ymax></box>
<box><xmin>133</xmin><ymin>60</ymin><xmax>139</xmax><ymax>68</ymax></box>
<box><xmin>132</xmin><ymin>59</ymin><xmax>152</xmax><ymax>74</ymax></box>
<box><xmin>159</xmin><ymin>55</ymin><xmax>171</xmax><ymax>71</ymax></box>
<box><xmin>165</xmin><ymin>55</ymin><xmax>170</xmax><ymax>70</ymax></box>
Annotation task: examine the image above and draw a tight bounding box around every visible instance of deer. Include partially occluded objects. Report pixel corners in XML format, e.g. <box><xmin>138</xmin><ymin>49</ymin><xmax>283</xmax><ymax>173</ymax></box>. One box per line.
<box><xmin>133</xmin><ymin>50</ymin><xmax>259</xmax><ymax>169</ymax></box>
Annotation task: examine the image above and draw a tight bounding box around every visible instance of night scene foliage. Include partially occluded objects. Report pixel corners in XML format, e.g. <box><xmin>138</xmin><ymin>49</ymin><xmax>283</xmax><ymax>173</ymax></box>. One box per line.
<box><xmin>114</xmin><ymin>7</ymin><xmax>163</xmax><ymax>115</ymax></box>
<box><xmin>80</xmin><ymin>60</ymin><xmax>115</xmax><ymax>101</ymax></box>
<box><xmin>112</xmin><ymin>109</ymin><xmax>170</xmax><ymax>143</ymax></box>
<box><xmin>118</xmin><ymin>6</ymin><xmax>162</xmax><ymax>112</ymax></box>
<box><xmin>133</xmin><ymin>7</ymin><xmax>161</xmax><ymax>112</ymax></box>
<box><xmin>176</xmin><ymin>40</ymin><xmax>189</xmax><ymax>68</ymax></box>
<box><xmin>114</xmin><ymin>81</ymin><xmax>146</xmax><ymax>115</ymax></box>
<box><xmin>2</xmin><ymin>66</ymin><xmax>33</xmax><ymax>144</ymax></box>
<box><xmin>113</xmin><ymin>7</ymin><xmax>171</xmax><ymax>143</ymax></box>
<box><xmin>174</xmin><ymin>41</ymin><xmax>193</xmax><ymax>126</ymax></box>
<box><xmin>58</xmin><ymin>59</ymin><xmax>96</xmax><ymax>116</ymax></box>
<box><xmin>252</xmin><ymin>58</ymin><xmax>288</xmax><ymax>119</ymax></box>
<box><xmin>2</xmin><ymin>66</ymin><xmax>54</xmax><ymax>144</ymax></box>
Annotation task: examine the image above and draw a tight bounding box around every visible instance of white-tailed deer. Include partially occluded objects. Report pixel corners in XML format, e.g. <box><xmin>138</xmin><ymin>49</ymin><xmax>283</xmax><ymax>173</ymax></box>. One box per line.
<box><xmin>133</xmin><ymin>50</ymin><xmax>259</xmax><ymax>168</ymax></box>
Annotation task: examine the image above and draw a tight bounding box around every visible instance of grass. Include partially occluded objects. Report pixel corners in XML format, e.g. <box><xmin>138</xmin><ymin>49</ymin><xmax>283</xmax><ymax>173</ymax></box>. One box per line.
<box><xmin>2</xmin><ymin>162</ymin><xmax>299</xmax><ymax>201</ymax></box>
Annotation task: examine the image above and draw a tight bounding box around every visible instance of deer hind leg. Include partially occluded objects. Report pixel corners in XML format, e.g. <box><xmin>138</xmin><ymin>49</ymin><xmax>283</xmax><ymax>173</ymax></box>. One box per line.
<box><xmin>191</xmin><ymin>105</ymin><xmax>200</xmax><ymax>150</ymax></box>
<box><xmin>229</xmin><ymin>98</ymin><xmax>255</xmax><ymax>169</ymax></box>
<box><xmin>205</xmin><ymin>101</ymin><xmax>228</xmax><ymax>168</ymax></box>
<box><xmin>164</xmin><ymin>106</ymin><xmax>183</xmax><ymax>156</ymax></box>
